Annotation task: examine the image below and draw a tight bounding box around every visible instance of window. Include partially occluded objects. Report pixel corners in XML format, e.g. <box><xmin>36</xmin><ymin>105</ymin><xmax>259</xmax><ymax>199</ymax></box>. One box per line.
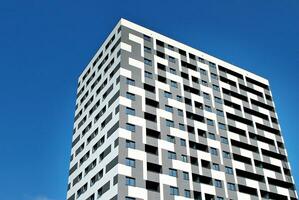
<box><xmin>180</xmin><ymin>139</ymin><xmax>186</xmax><ymax>146</ymax></box>
<box><xmin>227</xmin><ymin>183</ymin><xmax>236</xmax><ymax>191</ymax></box>
<box><xmin>211</xmin><ymin>73</ymin><xmax>218</xmax><ymax>80</ymax></box>
<box><xmin>143</xmin><ymin>34</ymin><xmax>151</xmax><ymax>41</ymax></box>
<box><xmin>179</xmin><ymin>123</ymin><xmax>185</xmax><ymax>131</ymax></box>
<box><xmin>125</xmin><ymin>197</ymin><xmax>135</xmax><ymax>200</ymax></box>
<box><xmin>170</xmin><ymin>68</ymin><xmax>176</xmax><ymax>74</ymax></box>
<box><xmin>203</xmin><ymin>92</ymin><xmax>210</xmax><ymax>100</ymax></box>
<box><xmin>169</xmin><ymin>56</ymin><xmax>176</xmax><ymax>63</ymax></box>
<box><xmin>145</xmin><ymin>71</ymin><xmax>153</xmax><ymax>79</ymax></box>
<box><xmin>210</xmin><ymin>147</ymin><xmax>218</xmax><ymax>156</ymax></box>
<box><xmin>164</xmin><ymin>91</ymin><xmax>172</xmax><ymax>98</ymax></box>
<box><xmin>214</xmin><ymin>179</ymin><xmax>222</xmax><ymax>188</ymax></box>
<box><xmin>126</xmin><ymin>140</ymin><xmax>135</xmax><ymax>149</ymax></box>
<box><xmin>125</xmin><ymin>158</ymin><xmax>135</xmax><ymax>167</ymax></box>
<box><xmin>126</xmin><ymin>177</ymin><xmax>136</xmax><ymax>186</ymax></box>
<box><xmin>183</xmin><ymin>171</ymin><xmax>189</xmax><ymax>180</ymax></box>
<box><xmin>126</xmin><ymin>123</ymin><xmax>135</xmax><ymax>132</ymax></box>
<box><xmin>208</xmin><ymin>133</ymin><xmax>216</xmax><ymax>140</ymax></box>
<box><xmin>169</xmin><ymin>168</ymin><xmax>177</xmax><ymax>177</ymax></box>
<box><xmin>181</xmin><ymin>155</ymin><xmax>188</xmax><ymax>162</ymax></box>
<box><xmin>165</xmin><ymin>105</ymin><xmax>173</xmax><ymax>113</ymax></box>
<box><xmin>168</xmin><ymin>44</ymin><xmax>174</xmax><ymax>50</ymax></box>
<box><xmin>168</xmin><ymin>151</ymin><xmax>176</xmax><ymax>159</ymax></box>
<box><xmin>216</xmin><ymin>197</ymin><xmax>224</xmax><ymax>200</ymax></box>
<box><xmin>215</xmin><ymin>97</ymin><xmax>222</xmax><ymax>104</ymax></box>
<box><xmin>166</xmin><ymin>119</ymin><xmax>174</xmax><ymax>127</ymax></box>
<box><xmin>225</xmin><ymin>166</ymin><xmax>233</xmax><ymax>175</ymax></box>
<box><xmin>126</xmin><ymin>78</ymin><xmax>135</xmax><ymax>86</ymax></box>
<box><xmin>221</xmin><ymin>136</ymin><xmax>228</xmax><ymax>144</ymax></box>
<box><xmin>167</xmin><ymin>135</ymin><xmax>175</xmax><ymax>143</ymax></box>
<box><xmin>178</xmin><ymin>109</ymin><xmax>184</xmax><ymax>117</ymax></box>
<box><xmin>207</xmin><ymin>119</ymin><xmax>214</xmax><ymax>126</ymax></box>
<box><xmin>216</xmin><ymin>109</ymin><xmax>224</xmax><ymax>117</ymax></box>
<box><xmin>144</xmin><ymin>46</ymin><xmax>151</xmax><ymax>53</ymax></box>
<box><xmin>209</xmin><ymin>62</ymin><xmax>216</xmax><ymax>68</ymax></box>
<box><xmin>223</xmin><ymin>151</ymin><xmax>231</xmax><ymax>159</ymax></box>
<box><xmin>205</xmin><ymin>105</ymin><xmax>212</xmax><ymax>112</ymax></box>
<box><xmin>144</xmin><ymin>58</ymin><xmax>152</xmax><ymax>66</ymax></box>
<box><xmin>126</xmin><ymin>107</ymin><xmax>135</xmax><ymax>116</ymax></box>
<box><xmin>126</xmin><ymin>92</ymin><xmax>135</xmax><ymax>101</ymax></box>
<box><xmin>170</xmin><ymin>81</ymin><xmax>178</xmax><ymax>88</ymax></box>
<box><xmin>218</xmin><ymin>123</ymin><xmax>226</xmax><ymax>130</ymax></box>
<box><xmin>213</xmin><ymin>84</ymin><xmax>220</xmax><ymax>91</ymax></box>
<box><xmin>176</xmin><ymin>95</ymin><xmax>182</xmax><ymax>102</ymax></box>
<box><xmin>212</xmin><ymin>163</ymin><xmax>220</xmax><ymax>171</ymax></box>
<box><xmin>200</xmin><ymin>68</ymin><xmax>207</xmax><ymax>75</ymax></box>
<box><xmin>201</xmin><ymin>80</ymin><xmax>208</xmax><ymax>86</ymax></box>
<box><xmin>184</xmin><ymin>190</ymin><xmax>191</xmax><ymax>198</ymax></box>
<box><xmin>170</xmin><ymin>186</ymin><xmax>179</xmax><ymax>195</ymax></box>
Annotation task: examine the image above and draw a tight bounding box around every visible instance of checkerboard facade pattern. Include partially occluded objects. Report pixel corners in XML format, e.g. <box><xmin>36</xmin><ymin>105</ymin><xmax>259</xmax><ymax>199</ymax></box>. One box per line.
<box><xmin>66</xmin><ymin>19</ymin><xmax>297</xmax><ymax>200</ymax></box>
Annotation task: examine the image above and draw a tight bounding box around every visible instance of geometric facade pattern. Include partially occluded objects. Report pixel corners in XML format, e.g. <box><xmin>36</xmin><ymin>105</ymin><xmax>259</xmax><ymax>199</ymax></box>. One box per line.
<box><xmin>66</xmin><ymin>18</ymin><xmax>297</xmax><ymax>200</ymax></box>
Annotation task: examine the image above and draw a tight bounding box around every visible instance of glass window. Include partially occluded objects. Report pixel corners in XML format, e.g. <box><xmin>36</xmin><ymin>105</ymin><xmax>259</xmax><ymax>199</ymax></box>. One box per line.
<box><xmin>184</xmin><ymin>190</ymin><xmax>191</xmax><ymax>198</ymax></box>
<box><xmin>178</xmin><ymin>109</ymin><xmax>184</xmax><ymax>117</ymax></box>
<box><xmin>126</xmin><ymin>140</ymin><xmax>135</xmax><ymax>149</ymax></box>
<box><xmin>144</xmin><ymin>46</ymin><xmax>151</xmax><ymax>53</ymax></box>
<box><xmin>167</xmin><ymin>135</ymin><xmax>175</xmax><ymax>143</ymax></box>
<box><xmin>126</xmin><ymin>177</ymin><xmax>136</xmax><ymax>186</ymax></box>
<box><xmin>213</xmin><ymin>84</ymin><xmax>220</xmax><ymax>91</ymax></box>
<box><xmin>126</xmin><ymin>107</ymin><xmax>135</xmax><ymax>116</ymax></box>
<box><xmin>169</xmin><ymin>168</ymin><xmax>177</xmax><ymax>177</ymax></box>
<box><xmin>126</xmin><ymin>123</ymin><xmax>136</xmax><ymax>132</ymax></box>
<box><xmin>221</xmin><ymin>136</ymin><xmax>229</xmax><ymax>144</ymax></box>
<box><xmin>227</xmin><ymin>183</ymin><xmax>236</xmax><ymax>191</ymax></box>
<box><xmin>166</xmin><ymin>119</ymin><xmax>174</xmax><ymax>127</ymax></box>
<box><xmin>211</xmin><ymin>73</ymin><xmax>218</xmax><ymax>80</ymax></box>
<box><xmin>126</xmin><ymin>92</ymin><xmax>135</xmax><ymax>101</ymax></box>
<box><xmin>176</xmin><ymin>95</ymin><xmax>182</xmax><ymax>102</ymax></box>
<box><xmin>208</xmin><ymin>133</ymin><xmax>216</xmax><ymax>140</ymax></box>
<box><xmin>143</xmin><ymin>34</ymin><xmax>151</xmax><ymax>41</ymax></box>
<box><xmin>201</xmin><ymin>80</ymin><xmax>208</xmax><ymax>86</ymax></box>
<box><xmin>183</xmin><ymin>172</ymin><xmax>189</xmax><ymax>180</ymax></box>
<box><xmin>144</xmin><ymin>58</ymin><xmax>152</xmax><ymax>66</ymax></box>
<box><xmin>207</xmin><ymin>119</ymin><xmax>214</xmax><ymax>126</ymax></box>
<box><xmin>164</xmin><ymin>91</ymin><xmax>172</xmax><ymax>98</ymax></box>
<box><xmin>180</xmin><ymin>139</ymin><xmax>186</xmax><ymax>146</ymax></box>
<box><xmin>168</xmin><ymin>151</ymin><xmax>176</xmax><ymax>159</ymax></box>
<box><xmin>225</xmin><ymin>166</ymin><xmax>233</xmax><ymax>175</ymax></box>
<box><xmin>216</xmin><ymin>109</ymin><xmax>224</xmax><ymax>117</ymax></box>
<box><xmin>125</xmin><ymin>197</ymin><xmax>136</xmax><ymax>200</ymax></box>
<box><xmin>145</xmin><ymin>71</ymin><xmax>153</xmax><ymax>79</ymax></box>
<box><xmin>205</xmin><ymin>105</ymin><xmax>212</xmax><ymax>112</ymax></box>
<box><xmin>215</xmin><ymin>97</ymin><xmax>222</xmax><ymax>104</ymax></box>
<box><xmin>209</xmin><ymin>62</ymin><xmax>216</xmax><ymax>68</ymax></box>
<box><xmin>214</xmin><ymin>179</ymin><xmax>222</xmax><ymax>188</ymax></box>
<box><xmin>171</xmin><ymin>81</ymin><xmax>178</xmax><ymax>88</ymax></box>
<box><xmin>181</xmin><ymin>155</ymin><xmax>188</xmax><ymax>162</ymax></box>
<box><xmin>223</xmin><ymin>151</ymin><xmax>231</xmax><ymax>159</ymax></box>
<box><xmin>216</xmin><ymin>197</ymin><xmax>224</xmax><ymax>200</ymax></box>
<box><xmin>218</xmin><ymin>123</ymin><xmax>226</xmax><ymax>130</ymax></box>
<box><xmin>125</xmin><ymin>158</ymin><xmax>135</xmax><ymax>167</ymax></box>
<box><xmin>212</xmin><ymin>163</ymin><xmax>220</xmax><ymax>171</ymax></box>
<box><xmin>165</xmin><ymin>105</ymin><xmax>173</xmax><ymax>113</ymax></box>
<box><xmin>170</xmin><ymin>68</ymin><xmax>176</xmax><ymax>74</ymax></box>
<box><xmin>200</xmin><ymin>68</ymin><xmax>206</xmax><ymax>75</ymax></box>
<box><xmin>170</xmin><ymin>186</ymin><xmax>179</xmax><ymax>195</ymax></box>
<box><xmin>203</xmin><ymin>92</ymin><xmax>210</xmax><ymax>100</ymax></box>
<box><xmin>210</xmin><ymin>147</ymin><xmax>218</xmax><ymax>156</ymax></box>
<box><xmin>169</xmin><ymin>56</ymin><xmax>176</xmax><ymax>63</ymax></box>
<box><xmin>126</xmin><ymin>78</ymin><xmax>135</xmax><ymax>86</ymax></box>
<box><xmin>179</xmin><ymin>123</ymin><xmax>185</xmax><ymax>131</ymax></box>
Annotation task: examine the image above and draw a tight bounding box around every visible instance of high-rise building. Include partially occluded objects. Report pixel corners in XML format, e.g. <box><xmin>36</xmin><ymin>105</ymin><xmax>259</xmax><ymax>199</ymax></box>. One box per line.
<box><xmin>66</xmin><ymin>18</ymin><xmax>297</xmax><ymax>200</ymax></box>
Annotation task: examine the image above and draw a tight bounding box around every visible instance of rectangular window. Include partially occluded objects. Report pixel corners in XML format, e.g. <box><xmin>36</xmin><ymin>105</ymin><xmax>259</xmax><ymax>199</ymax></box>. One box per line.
<box><xmin>145</xmin><ymin>71</ymin><xmax>153</xmax><ymax>79</ymax></box>
<box><xmin>178</xmin><ymin>109</ymin><xmax>184</xmax><ymax>117</ymax></box>
<box><xmin>143</xmin><ymin>34</ymin><xmax>151</xmax><ymax>41</ymax></box>
<box><xmin>211</xmin><ymin>73</ymin><xmax>218</xmax><ymax>80</ymax></box>
<box><xmin>208</xmin><ymin>133</ymin><xmax>216</xmax><ymax>140</ymax></box>
<box><xmin>181</xmin><ymin>155</ymin><xmax>188</xmax><ymax>162</ymax></box>
<box><xmin>183</xmin><ymin>171</ymin><xmax>189</xmax><ymax>180</ymax></box>
<box><xmin>126</xmin><ymin>107</ymin><xmax>135</xmax><ymax>116</ymax></box>
<box><xmin>216</xmin><ymin>109</ymin><xmax>224</xmax><ymax>117</ymax></box>
<box><xmin>207</xmin><ymin>119</ymin><xmax>214</xmax><ymax>126</ymax></box>
<box><xmin>167</xmin><ymin>135</ymin><xmax>175</xmax><ymax>143</ymax></box>
<box><xmin>126</xmin><ymin>92</ymin><xmax>135</xmax><ymax>101</ymax></box>
<box><xmin>170</xmin><ymin>68</ymin><xmax>176</xmax><ymax>74</ymax></box>
<box><xmin>169</xmin><ymin>168</ymin><xmax>177</xmax><ymax>177</ymax></box>
<box><xmin>125</xmin><ymin>158</ymin><xmax>136</xmax><ymax>167</ymax></box>
<box><xmin>221</xmin><ymin>136</ymin><xmax>228</xmax><ymax>144</ymax></box>
<box><xmin>169</xmin><ymin>56</ymin><xmax>176</xmax><ymax>63</ymax></box>
<box><xmin>126</xmin><ymin>78</ymin><xmax>135</xmax><ymax>86</ymax></box>
<box><xmin>201</xmin><ymin>80</ymin><xmax>208</xmax><ymax>86</ymax></box>
<box><xmin>225</xmin><ymin>166</ymin><xmax>233</xmax><ymax>175</ymax></box>
<box><xmin>184</xmin><ymin>190</ymin><xmax>191</xmax><ymax>198</ymax></box>
<box><xmin>126</xmin><ymin>123</ymin><xmax>135</xmax><ymax>132</ymax></box>
<box><xmin>170</xmin><ymin>186</ymin><xmax>179</xmax><ymax>195</ymax></box>
<box><xmin>213</xmin><ymin>84</ymin><xmax>220</xmax><ymax>91</ymax></box>
<box><xmin>144</xmin><ymin>58</ymin><xmax>152</xmax><ymax>66</ymax></box>
<box><xmin>170</xmin><ymin>81</ymin><xmax>178</xmax><ymax>88</ymax></box>
<box><xmin>179</xmin><ymin>123</ymin><xmax>185</xmax><ymax>131</ymax></box>
<box><xmin>166</xmin><ymin>119</ymin><xmax>174</xmax><ymax>127</ymax></box>
<box><xmin>214</xmin><ymin>179</ymin><xmax>222</xmax><ymax>188</ymax></box>
<box><xmin>227</xmin><ymin>183</ymin><xmax>236</xmax><ymax>191</ymax></box>
<box><xmin>223</xmin><ymin>151</ymin><xmax>231</xmax><ymax>159</ymax></box>
<box><xmin>217</xmin><ymin>197</ymin><xmax>224</xmax><ymax>200</ymax></box>
<box><xmin>144</xmin><ymin>46</ymin><xmax>151</xmax><ymax>53</ymax></box>
<box><xmin>126</xmin><ymin>177</ymin><xmax>136</xmax><ymax>186</ymax></box>
<box><xmin>210</xmin><ymin>147</ymin><xmax>218</xmax><ymax>156</ymax></box>
<box><xmin>180</xmin><ymin>139</ymin><xmax>186</xmax><ymax>146</ymax></box>
<box><xmin>203</xmin><ymin>92</ymin><xmax>210</xmax><ymax>100</ymax></box>
<box><xmin>126</xmin><ymin>140</ymin><xmax>135</xmax><ymax>149</ymax></box>
<box><xmin>215</xmin><ymin>97</ymin><xmax>222</xmax><ymax>104</ymax></box>
<box><xmin>212</xmin><ymin>163</ymin><xmax>220</xmax><ymax>171</ymax></box>
<box><xmin>168</xmin><ymin>151</ymin><xmax>176</xmax><ymax>159</ymax></box>
<box><xmin>164</xmin><ymin>91</ymin><xmax>172</xmax><ymax>98</ymax></box>
<box><xmin>165</xmin><ymin>105</ymin><xmax>173</xmax><ymax>113</ymax></box>
<box><xmin>176</xmin><ymin>95</ymin><xmax>182</xmax><ymax>102</ymax></box>
<box><xmin>218</xmin><ymin>123</ymin><xmax>226</xmax><ymax>130</ymax></box>
<box><xmin>200</xmin><ymin>68</ymin><xmax>207</xmax><ymax>75</ymax></box>
<box><xmin>205</xmin><ymin>105</ymin><xmax>212</xmax><ymax>112</ymax></box>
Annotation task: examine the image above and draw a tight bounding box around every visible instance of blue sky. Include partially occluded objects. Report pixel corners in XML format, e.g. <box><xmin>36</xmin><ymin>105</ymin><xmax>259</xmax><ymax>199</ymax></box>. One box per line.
<box><xmin>0</xmin><ymin>1</ymin><xmax>298</xmax><ymax>200</ymax></box>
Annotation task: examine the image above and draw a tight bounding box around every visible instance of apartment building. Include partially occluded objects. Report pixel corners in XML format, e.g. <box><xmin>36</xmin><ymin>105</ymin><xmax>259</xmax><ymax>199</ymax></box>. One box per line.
<box><xmin>66</xmin><ymin>18</ymin><xmax>298</xmax><ymax>200</ymax></box>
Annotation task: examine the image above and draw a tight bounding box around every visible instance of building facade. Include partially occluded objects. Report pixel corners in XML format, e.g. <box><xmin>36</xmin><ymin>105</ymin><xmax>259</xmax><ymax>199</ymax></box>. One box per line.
<box><xmin>66</xmin><ymin>19</ymin><xmax>297</xmax><ymax>200</ymax></box>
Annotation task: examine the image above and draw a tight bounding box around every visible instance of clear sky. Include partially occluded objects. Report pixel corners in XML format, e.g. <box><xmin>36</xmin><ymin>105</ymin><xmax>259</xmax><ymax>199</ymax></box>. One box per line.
<box><xmin>0</xmin><ymin>1</ymin><xmax>298</xmax><ymax>200</ymax></box>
